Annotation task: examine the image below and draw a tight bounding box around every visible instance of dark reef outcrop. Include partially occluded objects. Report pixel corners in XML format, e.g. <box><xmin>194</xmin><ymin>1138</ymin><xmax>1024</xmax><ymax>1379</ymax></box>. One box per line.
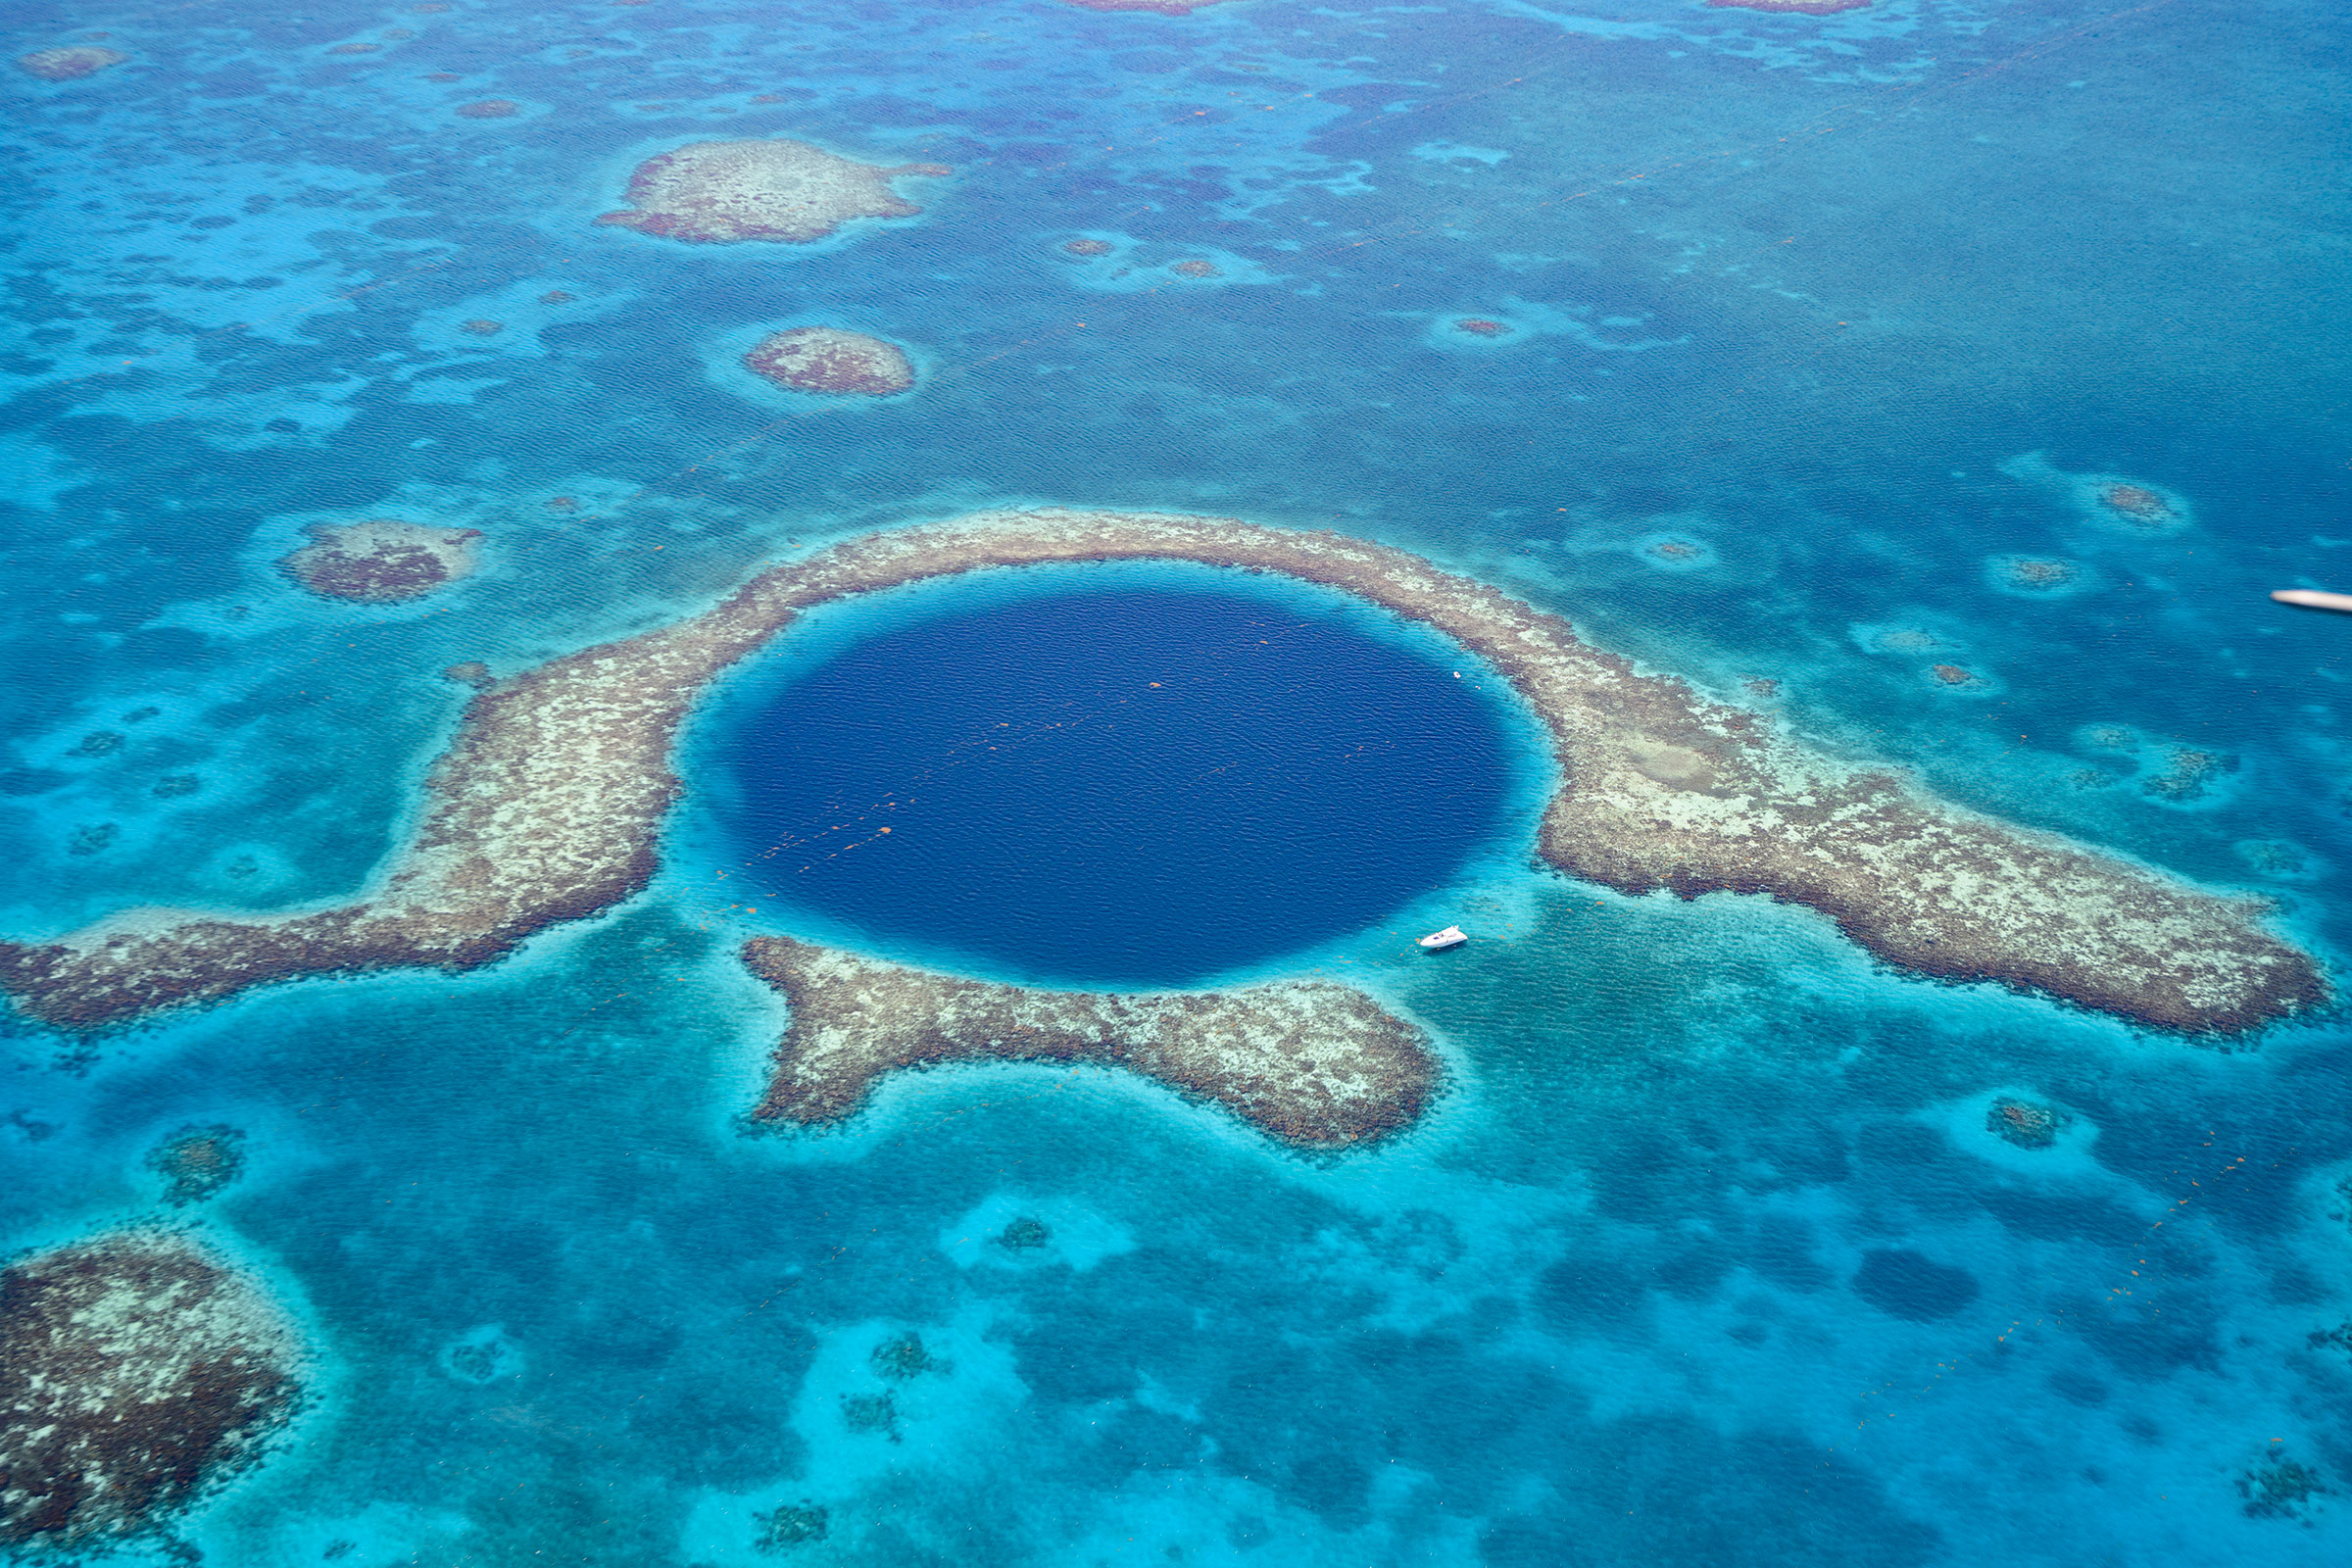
<box><xmin>280</xmin><ymin>519</ymin><xmax>481</xmax><ymax>603</ymax></box>
<box><xmin>17</xmin><ymin>46</ymin><xmax>128</xmax><ymax>80</ymax></box>
<box><xmin>0</xmin><ymin>1230</ymin><xmax>306</xmax><ymax>1552</ymax></box>
<box><xmin>743</xmin><ymin>327</ymin><xmax>913</xmax><ymax>395</ymax></box>
<box><xmin>147</xmin><ymin>1124</ymin><xmax>248</xmax><ymax>1203</ymax></box>
<box><xmin>1985</xmin><ymin>1097</ymin><xmax>2067</xmax><ymax>1150</ymax></box>
<box><xmin>0</xmin><ymin>509</ymin><xmax>2325</xmax><ymax>1038</ymax></box>
<box><xmin>743</xmin><ymin>935</ymin><xmax>1437</xmax><ymax>1148</ymax></box>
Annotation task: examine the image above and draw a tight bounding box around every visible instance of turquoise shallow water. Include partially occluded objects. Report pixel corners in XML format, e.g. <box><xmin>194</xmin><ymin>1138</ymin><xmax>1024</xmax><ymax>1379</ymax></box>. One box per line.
<box><xmin>3</xmin><ymin>0</ymin><xmax>2351</xmax><ymax>1563</ymax></box>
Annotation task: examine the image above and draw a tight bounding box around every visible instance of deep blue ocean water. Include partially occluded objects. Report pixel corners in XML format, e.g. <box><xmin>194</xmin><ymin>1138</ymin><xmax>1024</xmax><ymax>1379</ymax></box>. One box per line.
<box><xmin>3</xmin><ymin>0</ymin><xmax>2350</xmax><ymax>1563</ymax></box>
<box><xmin>713</xmin><ymin>584</ymin><xmax>1516</xmax><ymax>987</ymax></box>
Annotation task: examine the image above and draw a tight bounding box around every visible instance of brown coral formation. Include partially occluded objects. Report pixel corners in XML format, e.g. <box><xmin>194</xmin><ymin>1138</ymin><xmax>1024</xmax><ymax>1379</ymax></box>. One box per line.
<box><xmin>279</xmin><ymin>519</ymin><xmax>482</xmax><ymax>604</ymax></box>
<box><xmin>595</xmin><ymin>139</ymin><xmax>949</xmax><ymax>245</ymax></box>
<box><xmin>459</xmin><ymin>318</ymin><xmax>503</xmax><ymax>335</ymax></box>
<box><xmin>743</xmin><ymin>937</ymin><xmax>1435</xmax><ymax>1148</ymax></box>
<box><xmin>1453</xmin><ymin>318</ymin><xmax>1510</xmax><ymax>338</ymax></box>
<box><xmin>1062</xmin><ymin>238</ymin><xmax>1113</xmax><ymax>257</ymax></box>
<box><xmin>456</xmin><ymin>99</ymin><xmax>518</xmax><ymax>119</ymax></box>
<box><xmin>1985</xmin><ymin>1097</ymin><xmax>2066</xmax><ymax>1150</ymax></box>
<box><xmin>0</xmin><ymin>1230</ymin><xmax>305</xmax><ymax>1553</ymax></box>
<box><xmin>1170</xmin><ymin>259</ymin><xmax>1221</xmax><ymax>278</ymax></box>
<box><xmin>1058</xmin><ymin>0</ymin><xmax>1233</xmax><ymax>11</ymax></box>
<box><xmin>743</xmin><ymin>327</ymin><xmax>914</xmax><ymax>396</ymax></box>
<box><xmin>0</xmin><ymin>510</ymin><xmax>2326</xmax><ymax>1035</ymax></box>
<box><xmin>2100</xmin><ymin>483</ymin><xmax>2174</xmax><ymax>523</ymax></box>
<box><xmin>2002</xmin><ymin>559</ymin><xmax>2079</xmax><ymax>590</ymax></box>
<box><xmin>146</xmin><ymin>1124</ymin><xmax>247</xmax><ymax>1204</ymax></box>
<box><xmin>17</xmin><ymin>46</ymin><xmax>128</xmax><ymax>80</ymax></box>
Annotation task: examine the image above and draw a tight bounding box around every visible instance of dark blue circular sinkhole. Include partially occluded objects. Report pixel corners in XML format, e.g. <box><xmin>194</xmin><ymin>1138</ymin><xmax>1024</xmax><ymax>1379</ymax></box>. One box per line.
<box><xmin>714</xmin><ymin>585</ymin><xmax>1518</xmax><ymax>987</ymax></box>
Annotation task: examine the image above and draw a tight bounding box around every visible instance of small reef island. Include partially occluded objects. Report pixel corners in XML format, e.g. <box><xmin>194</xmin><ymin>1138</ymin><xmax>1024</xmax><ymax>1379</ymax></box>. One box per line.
<box><xmin>16</xmin><ymin>46</ymin><xmax>128</xmax><ymax>80</ymax></box>
<box><xmin>596</xmin><ymin>139</ymin><xmax>950</xmax><ymax>245</ymax></box>
<box><xmin>744</xmin><ymin>327</ymin><xmax>914</xmax><ymax>396</ymax></box>
<box><xmin>0</xmin><ymin>513</ymin><xmax>2326</xmax><ymax>1142</ymax></box>
<box><xmin>0</xmin><ymin>1229</ymin><xmax>307</xmax><ymax>1554</ymax></box>
<box><xmin>744</xmin><ymin>936</ymin><xmax>1436</xmax><ymax>1148</ymax></box>
<box><xmin>279</xmin><ymin>518</ymin><xmax>482</xmax><ymax>603</ymax></box>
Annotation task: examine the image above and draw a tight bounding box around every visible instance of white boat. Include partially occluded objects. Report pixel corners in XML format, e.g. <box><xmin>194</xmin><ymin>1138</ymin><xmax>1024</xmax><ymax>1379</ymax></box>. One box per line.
<box><xmin>2275</xmin><ymin>589</ymin><xmax>2352</xmax><ymax>613</ymax></box>
<box><xmin>1417</xmin><ymin>925</ymin><xmax>1467</xmax><ymax>951</ymax></box>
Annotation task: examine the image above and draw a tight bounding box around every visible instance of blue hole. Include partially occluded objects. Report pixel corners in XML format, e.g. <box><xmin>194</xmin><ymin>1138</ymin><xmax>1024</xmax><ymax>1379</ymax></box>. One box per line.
<box><xmin>715</xmin><ymin>586</ymin><xmax>1518</xmax><ymax>987</ymax></box>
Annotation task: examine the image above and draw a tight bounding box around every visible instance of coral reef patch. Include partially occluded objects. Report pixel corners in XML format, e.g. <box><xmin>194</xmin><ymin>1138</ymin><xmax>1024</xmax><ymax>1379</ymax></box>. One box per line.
<box><xmin>2239</xmin><ymin>1453</ymin><xmax>2329</xmax><ymax>1521</ymax></box>
<box><xmin>17</xmin><ymin>46</ymin><xmax>128</xmax><ymax>80</ymax></box>
<box><xmin>1991</xmin><ymin>556</ymin><xmax>2083</xmax><ymax>595</ymax></box>
<box><xmin>146</xmin><ymin>1124</ymin><xmax>248</xmax><ymax>1203</ymax></box>
<box><xmin>2099</xmin><ymin>483</ymin><xmax>2175</xmax><ymax>525</ymax></box>
<box><xmin>1706</xmin><ymin>0</ymin><xmax>1872</xmax><ymax>11</ymax></box>
<box><xmin>0</xmin><ymin>509</ymin><xmax>2323</xmax><ymax>1036</ymax></box>
<box><xmin>1984</xmin><ymin>1097</ymin><xmax>2068</xmax><ymax>1150</ymax></box>
<box><xmin>995</xmin><ymin>1215</ymin><xmax>1051</xmax><ymax>1251</ymax></box>
<box><xmin>595</xmin><ymin>139</ymin><xmax>949</xmax><ymax>245</ymax></box>
<box><xmin>280</xmin><ymin>518</ymin><xmax>482</xmax><ymax>604</ymax></box>
<box><xmin>742</xmin><ymin>936</ymin><xmax>1437</xmax><ymax>1148</ymax></box>
<box><xmin>743</xmin><ymin>326</ymin><xmax>913</xmax><ymax>396</ymax></box>
<box><xmin>0</xmin><ymin>1229</ymin><xmax>306</xmax><ymax>1554</ymax></box>
<box><xmin>755</xmin><ymin>1501</ymin><xmax>828</xmax><ymax>1548</ymax></box>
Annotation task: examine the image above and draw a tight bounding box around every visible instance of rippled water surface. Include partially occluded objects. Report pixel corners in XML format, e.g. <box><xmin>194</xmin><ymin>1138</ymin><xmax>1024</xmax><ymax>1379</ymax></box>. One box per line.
<box><xmin>3</xmin><ymin>0</ymin><xmax>2350</xmax><ymax>1564</ymax></box>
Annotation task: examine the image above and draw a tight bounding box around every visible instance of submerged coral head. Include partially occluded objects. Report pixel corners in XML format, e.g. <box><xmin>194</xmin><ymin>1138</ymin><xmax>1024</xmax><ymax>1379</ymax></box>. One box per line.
<box><xmin>1986</xmin><ymin>1097</ymin><xmax>2066</xmax><ymax>1150</ymax></box>
<box><xmin>744</xmin><ymin>326</ymin><xmax>913</xmax><ymax>396</ymax></box>
<box><xmin>2005</xmin><ymin>558</ymin><xmax>2078</xmax><ymax>589</ymax></box>
<box><xmin>1453</xmin><ymin>318</ymin><xmax>1511</xmax><ymax>338</ymax></box>
<box><xmin>18</xmin><ymin>45</ymin><xmax>128</xmax><ymax>79</ymax></box>
<box><xmin>2100</xmin><ymin>483</ymin><xmax>2174</xmax><ymax>522</ymax></box>
<box><xmin>281</xmin><ymin>518</ymin><xmax>483</xmax><ymax>603</ymax></box>
<box><xmin>147</xmin><ymin>1123</ymin><xmax>248</xmax><ymax>1202</ymax></box>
